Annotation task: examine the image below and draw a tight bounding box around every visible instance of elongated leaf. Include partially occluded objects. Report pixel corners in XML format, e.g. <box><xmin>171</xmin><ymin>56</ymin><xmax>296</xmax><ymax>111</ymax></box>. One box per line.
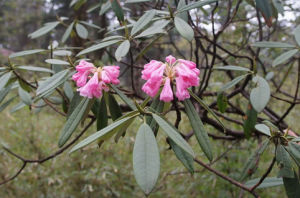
<box><xmin>125</xmin><ymin>0</ymin><xmax>150</xmax><ymax>3</ymax></box>
<box><xmin>239</xmin><ymin>139</ymin><xmax>269</xmax><ymax>181</ymax></box>
<box><xmin>9</xmin><ymin>49</ymin><xmax>46</xmax><ymax>58</ymax></box>
<box><xmin>54</xmin><ymin>50</ymin><xmax>72</xmax><ymax>56</ymax></box>
<box><xmin>58</xmin><ymin>98</ymin><xmax>90</xmax><ymax>147</ymax></box>
<box><xmin>217</xmin><ymin>92</ymin><xmax>227</xmax><ymax>113</ymax></box>
<box><xmin>0</xmin><ymin>72</ymin><xmax>12</xmax><ymax>91</ymax></box>
<box><xmin>17</xmin><ymin>66</ymin><xmax>53</xmax><ymax>73</ymax></box>
<box><xmin>67</xmin><ymin>92</ymin><xmax>81</xmax><ymax>117</ymax></box>
<box><xmin>272</xmin><ymin>0</ymin><xmax>284</xmax><ymax>14</ymax></box>
<box><xmin>276</xmin><ymin>145</ymin><xmax>294</xmax><ymax>178</ymax></box>
<box><xmin>177</xmin><ymin>0</ymin><xmax>188</xmax><ymax>21</ymax></box>
<box><xmin>0</xmin><ymin>97</ymin><xmax>16</xmax><ymax>112</ymax></box>
<box><xmin>45</xmin><ymin>59</ymin><xmax>70</xmax><ymax>65</ymax></box>
<box><xmin>245</xmin><ymin>177</ymin><xmax>283</xmax><ymax>189</ymax></box>
<box><xmin>214</xmin><ymin>66</ymin><xmax>250</xmax><ymax>72</ymax></box>
<box><xmin>110</xmin><ymin>85</ymin><xmax>136</xmax><ymax>110</ymax></box>
<box><xmin>252</xmin><ymin>41</ymin><xmax>295</xmax><ymax>48</ymax></box>
<box><xmin>70</xmin><ymin>115</ymin><xmax>138</xmax><ymax>153</ymax></box>
<box><xmin>36</xmin><ymin>69</ymin><xmax>69</xmax><ymax>96</ymax></box>
<box><xmin>107</xmin><ymin>94</ymin><xmax>122</xmax><ymax>121</ymax></box>
<box><xmin>111</xmin><ymin>0</ymin><xmax>124</xmax><ymax>22</ymax></box>
<box><xmin>135</xmin><ymin>20</ymin><xmax>168</xmax><ymax>38</ymax></box>
<box><xmin>115</xmin><ymin>40</ymin><xmax>130</xmax><ymax>61</ymax></box>
<box><xmin>286</xmin><ymin>142</ymin><xmax>300</xmax><ymax>167</ymax></box>
<box><xmin>96</xmin><ymin>98</ymin><xmax>108</xmax><ymax>131</ymax></box>
<box><xmin>152</xmin><ymin>113</ymin><xmax>194</xmax><ymax>157</ymax></box>
<box><xmin>133</xmin><ymin>123</ymin><xmax>160</xmax><ymax>195</ymax></box>
<box><xmin>243</xmin><ymin>104</ymin><xmax>258</xmax><ymax>138</ymax></box>
<box><xmin>174</xmin><ymin>16</ymin><xmax>194</xmax><ymax>42</ymax></box>
<box><xmin>255</xmin><ymin>0</ymin><xmax>273</xmax><ymax>27</ymax></box>
<box><xmin>250</xmin><ymin>76</ymin><xmax>270</xmax><ymax>113</ymax></box>
<box><xmin>79</xmin><ymin>21</ymin><xmax>101</xmax><ymax>29</ymax></box>
<box><xmin>255</xmin><ymin>124</ymin><xmax>271</xmax><ymax>136</ymax></box>
<box><xmin>63</xmin><ymin>81</ymin><xmax>74</xmax><ymax>101</ymax></box>
<box><xmin>29</xmin><ymin>22</ymin><xmax>60</xmax><ymax>39</ymax></box>
<box><xmin>100</xmin><ymin>1</ymin><xmax>111</xmax><ymax>15</ymax></box>
<box><xmin>189</xmin><ymin>90</ymin><xmax>225</xmax><ymax>130</ymax></box>
<box><xmin>76</xmin><ymin>23</ymin><xmax>88</xmax><ymax>39</ymax></box>
<box><xmin>219</xmin><ymin>74</ymin><xmax>248</xmax><ymax>92</ymax></box>
<box><xmin>76</xmin><ymin>39</ymin><xmax>120</xmax><ymax>56</ymax></box>
<box><xmin>293</xmin><ymin>25</ymin><xmax>300</xmax><ymax>46</ymax></box>
<box><xmin>10</xmin><ymin>101</ymin><xmax>26</xmax><ymax>113</ymax></box>
<box><xmin>101</xmin><ymin>35</ymin><xmax>124</xmax><ymax>42</ymax></box>
<box><xmin>18</xmin><ymin>87</ymin><xmax>32</xmax><ymax>106</ymax></box>
<box><xmin>272</xmin><ymin>49</ymin><xmax>299</xmax><ymax>67</ymax></box>
<box><xmin>176</xmin><ymin>0</ymin><xmax>217</xmax><ymax>13</ymax></box>
<box><xmin>283</xmin><ymin>172</ymin><xmax>300</xmax><ymax>198</ymax></box>
<box><xmin>0</xmin><ymin>85</ymin><xmax>12</xmax><ymax>104</ymax></box>
<box><xmin>147</xmin><ymin>99</ymin><xmax>164</xmax><ymax>135</ymax></box>
<box><xmin>183</xmin><ymin>99</ymin><xmax>212</xmax><ymax>161</ymax></box>
<box><xmin>169</xmin><ymin>139</ymin><xmax>194</xmax><ymax>174</ymax></box>
<box><xmin>131</xmin><ymin>10</ymin><xmax>156</xmax><ymax>36</ymax></box>
<box><xmin>62</xmin><ymin>22</ymin><xmax>74</xmax><ymax>43</ymax></box>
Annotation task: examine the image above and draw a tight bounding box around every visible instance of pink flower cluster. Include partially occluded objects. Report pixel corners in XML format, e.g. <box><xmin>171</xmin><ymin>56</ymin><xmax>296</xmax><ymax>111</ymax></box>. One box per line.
<box><xmin>141</xmin><ymin>55</ymin><xmax>200</xmax><ymax>102</ymax></box>
<box><xmin>72</xmin><ymin>60</ymin><xmax>120</xmax><ymax>98</ymax></box>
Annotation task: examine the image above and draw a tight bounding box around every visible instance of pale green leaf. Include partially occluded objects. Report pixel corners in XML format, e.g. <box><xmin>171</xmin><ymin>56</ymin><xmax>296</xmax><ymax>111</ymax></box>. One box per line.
<box><xmin>174</xmin><ymin>16</ymin><xmax>194</xmax><ymax>41</ymax></box>
<box><xmin>273</xmin><ymin>49</ymin><xmax>299</xmax><ymax>67</ymax></box>
<box><xmin>250</xmin><ymin>76</ymin><xmax>270</xmax><ymax>113</ymax></box>
<box><xmin>115</xmin><ymin>40</ymin><xmax>130</xmax><ymax>61</ymax></box>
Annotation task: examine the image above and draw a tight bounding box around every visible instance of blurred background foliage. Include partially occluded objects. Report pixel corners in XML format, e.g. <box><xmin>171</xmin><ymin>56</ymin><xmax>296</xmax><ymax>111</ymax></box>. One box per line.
<box><xmin>1</xmin><ymin>0</ymin><xmax>300</xmax><ymax>197</ymax></box>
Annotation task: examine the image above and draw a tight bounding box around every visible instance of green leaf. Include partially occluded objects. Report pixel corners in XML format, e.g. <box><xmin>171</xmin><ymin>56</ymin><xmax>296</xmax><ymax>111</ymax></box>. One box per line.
<box><xmin>18</xmin><ymin>87</ymin><xmax>32</xmax><ymax>106</ymax></box>
<box><xmin>16</xmin><ymin>66</ymin><xmax>53</xmax><ymax>73</ymax></box>
<box><xmin>255</xmin><ymin>124</ymin><xmax>271</xmax><ymax>136</ymax></box>
<box><xmin>107</xmin><ymin>94</ymin><xmax>122</xmax><ymax>121</ymax></box>
<box><xmin>133</xmin><ymin>123</ymin><xmax>160</xmax><ymax>195</ymax></box>
<box><xmin>255</xmin><ymin>0</ymin><xmax>273</xmax><ymax>27</ymax></box>
<box><xmin>286</xmin><ymin>142</ymin><xmax>300</xmax><ymax>167</ymax></box>
<box><xmin>76</xmin><ymin>23</ymin><xmax>88</xmax><ymax>39</ymax></box>
<box><xmin>58</xmin><ymin>98</ymin><xmax>90</xmax><ymax>147</ymax></box>
<box><xmin>45</xmin><ymin>59</ymin><xmax>70</xmax><ymax>65</ymax></box>
<box><xmin>9</xmin><ymin>49</ymin><xmax>46</xmax><ymax>58</ymax></box>
<box><xmin>0</xmin><ymin>72</ymin><xmax>12</xmax><ymax>91</ymax></box>
<box><xmin>174</xmin><ymin>16</ymin><xmax>194</xmax><ymax>42</ymax></box>
<box><xmin>245</xmin><ymin>177</ymin><xmax>283</xmax><ymax>189</ymax></box>
<box><xmin>110</xmin><ymin>85</ymin><xmax>136</xmax><ymax>110</ymax></box>
<box><xmin>0</xmin><ymin>85</ymin><xmax>12</xmax><ymax>104</ymax></box>
<box><xmin>239</xmin><ymin>139</ymin><xmax>269</xmax><ymax>181</ymax></box>
<box><xmin>283</xmin><ymin>172</ymin><xmax>300</xmax><ymax>198</ymax></box>
<box><xmin>36</xmin><ymin>69</ymin><xmax>69</xmax><ymax>97</ymax></box>
<box><xmin>217</xmin><ymin>92</ymin><xmax>227</xmax><ymax>113</ymax></box>
<box><xmin>62</xmin><ymin>22</ymin><xmax>74</xmax><ymax>43</ymax></box>
<box><xmin>272</xmin><ymin>49</ymin><xmax>299</xmax><ymax>67</ymax></box>
<box><xmin>250</xmin><ymin>76</ymin><xmax>270</xmax><ymax>113</ymax></box>
<box><xmin>125</xmin><ymin>0</ymin><xmax>150</xmax><ymax>3</ymax></box>
<box><xmin>243</xmin><ymin>104</ymin><xmax>258</xmax><ymax>138</ymax></box>
<box><xmin>252</xmin><ymin>41</ymin><xmax>296</xmax><ymax>48</ymax></box>
<box><xmin>169</xmin><ymin>139</ymin><xmax>194</xmax><ymax>174</ymax></box>
<box><xmin>69</xmin><ymin>115</ymin><xmax>138</xmax><ymax>153</ymax></box>
<box><xmin>0</xmin><ymin>97</ymin><xmax>16</xmax><ymax>113</ymax></box>
<box><xmin>79</xmin><ymin>21</ymin><xmax>101</xmax><ymax>29</ymax></box>
<box><xmin>100</xmin><ymin>1</ymin><xmax>111</xmax><ymax>15</ymax></box>
<box><xmin>101</xmin><ymin>35</ymin><xmax>124</xmax><ymax>42</ymax></box>
<box><xmin>146</xmin><ymin>99</ymin><xmax>164</xmax><ymax>135</ymax></box>
<box><xmin>76</xmin><ymin>39</ymin><xmax>120</xmax><ymax>56</ymax></box>
<box><xmin>214</xmin><ymin>66</ymin><xmax>250</xmax><ymax>72</ymax></box>
<box><xmin>152</xmin><ymin>113</ymin><xmax>195</xmax><ymax>157</ymax></box>
<box><xmin>272</xmin><ymin>0</ymin><xmax>284</xmax><ymax>14</ymax></box>
<box><xmin>94</xmin><ymin>98</ymin><xmax>108</xmax><ymax>131</ymax></box>
<box><xmin>177</xmin><ymin>0</ymin><xmax>188</xmax><ymax>22</ymax></box>
<box><xmin>63</xmin><ymin>81</ymin><xmax>74</xmax><ymax>101</ymax></box>
<box><xmin>53</xmin><ymin>50</ymin><xmax>72</xmax><ymax>56</ymax></box>
<box><xmin>293</xmin><ymin>25</ymin><xmax>300</xmax><ymax>46</ymax></box>
<box><xmin>135</xmin><ymin>20</ymin><xmax>168</xmax><ymax>38</ymax></box>
<box><xmin>28</xmin><ymin>21</ymin><xmax>60</xmax><ymax>39</ymax></box>
<box><xmin>176</xmin><ymin>0</ymin><xmax>217</xmax><ymax>13</ymax></box>
<box><xmin>10</xmin><ymin>101</ymin><xmax>26</xmax><ymax>113</ymax></box>
<box><xmin>111</xmin><ymin>0</ymin><xmax>124</xmax><ymax>22</ymax></box>
<box><xmin>276</xmin><ymin>145</ymin><xmax>294</xmax><ymax>178</ymax></box>
<box><xmin>115</xmin><ymin>40</ymin><xmax>130</xmax><ymax>61</ymax></box>
<box><xmin>219</xmin><ymin>74</ymin><xmax>248</xmax><ymax>92</ymax></box>
<box><xmin>183</xmin><ymin>99</ymin><xmax>213</xmax><ymax>161</ymax></box>
<box><xmin>131</xmin><ymin>10</ymin><xmax>156</xmax><ymax>36</ymax></box>
<box><xmin>67</xmin><ymin>92</ymin><xmax>81</xmax><ymax>117</ymax></box>
<box><xmin>189</xmin><ymin>90</ymin><xmax>226</xmax><ymax>130</ymax></box>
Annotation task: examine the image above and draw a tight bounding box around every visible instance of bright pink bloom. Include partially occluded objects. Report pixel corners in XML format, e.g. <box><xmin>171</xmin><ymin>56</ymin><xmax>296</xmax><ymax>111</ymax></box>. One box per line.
<box><xmin>141</xmin><ymin>55</ymin><xmax>200</xmax><ymax>102</ymax></box>
<box><xmin>72</xmin><ymin>60</ymin><xmax>120</xmax><ymax>98</ymax></box>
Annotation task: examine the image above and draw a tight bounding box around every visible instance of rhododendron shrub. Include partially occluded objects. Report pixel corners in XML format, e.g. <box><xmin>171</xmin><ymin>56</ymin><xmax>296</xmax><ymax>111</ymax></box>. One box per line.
<box><xmin>1</xmin><ymin>0</ymin><xmax>300</xmax><ymax>197</ymax></box>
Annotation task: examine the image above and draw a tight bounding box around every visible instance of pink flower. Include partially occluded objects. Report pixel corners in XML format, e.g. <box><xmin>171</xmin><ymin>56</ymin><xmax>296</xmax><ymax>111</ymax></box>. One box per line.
<box><xmin>141</xmin><ymin>55</ymin><xmax>200</xmax><ymax>102</ymax></box>
<box><xmin>72</xmin><ymin>60</ymin><xmax>120</xmax><ymax>98</ymax></box>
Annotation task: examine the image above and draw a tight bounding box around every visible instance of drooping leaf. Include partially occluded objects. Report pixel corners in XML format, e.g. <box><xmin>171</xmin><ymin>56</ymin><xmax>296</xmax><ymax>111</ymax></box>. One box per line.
<box><xmin>107</xmin><ymin>94</ymin><xmax>122</xmax><ymax>121</ymax></box>
<box><xmin>67</xmin><ymin>92</ymin><xmax>81</xmax><ymax>117</ymax></box>
<box><xmin>45</xmin><ymin>59</ymin><xmax>70</xmax><ymax>65</ymax></box>
<box><xmin>152</xmin><ymin>113</ymin><xmax>194</xmax><ymax>157</ymax></box>
<box><xmin>16</xmin><ymin>66</ymin><xmax>53</xmax><ymax>73</ymax></box>
<box><xmin>76</xmin><ymin>39</ymin><xmax>120</xmax><ymax>56</ymax></box>
<box><xmin>115</xmin><ymin>40</ymin><xmax>130</xmax><ymax>61</ymax></box>
<box><xmin>255</xmin><ymin>124</ymin><xmax>271</xmax><ymax>136</ymax></box>
<box><xmin>243</xmin><ymin>104</ymin><xmax>258</xmax><ymax>138</ymax></box>
<box><xmin>169</xmin><ymin>138</ymin><xmax>194</xmax><ymax>174</ymax></box>
<box><xmin>293</xmin><ymin>25</ymin><xmax>300</xmax><ymax>46</ymax></box>
<box><xmin>133</xmin><ymin>123</ymin><xmax>160</xmax><ymax>195</ymax></box>
<box><xmin>110</xmin><ymin>0</ymin><xmax>124</xmax><ymax>23</ymax></box>
<box><xmin>146</xmin><ymin>98</ymin><xmax>164</xmax><ymax>135</ymax></box>
<box><xmin>18</xmin><ymin>87</ymin><xmax>32</xmax><ymax>106</ymax></box>
<box><xmin>69</xmin><ymin>115</ymin><xmax>138</xmax><ymax>153</ymax></box>
<box><xmin>58</xmin><ymin>98</ymin><xmax>90</xmax><ymax>147</ymax></box>
<box><xmin>0</xmin><ymin>72</ymin><xmax>12</xmax><ymax>91</ymax></box>
<box><xmin>62</xmin><ymin>22</ymin><xmax>74</xmax><ymax>43</ymax></box>
<box><xmin>28</xmin><ymin>22</ymin><xmax>60</xmax><ymax>39</ymax></box>
<box><xmin>110</xmin><ymin>85</ymin><xmax>136</xmax><ymax>110</ymax></box>
<box><xmin>183</xmin><ymin>99</ymin><xmax>213</xmax><ymax>161</ymax></box>
<box><xmin>174</xmin><ymin>16</ymin><xmax>194</xmax><ymax>42</ymax></box>
<box><xmin>283</xmin><ymin>172</ymin><xmax>300</xmax><ymax>198</ymax></box>
<box><xmin>9</xmin><ymin>49</ymin><xmax>46</xmax><ymax>58</ymax></box>
<box><xmin>250</xmin><ymin>76</ymin><xmax>270</xmax><ymax>113</ymax></box>
<box><xmin>131</xmin><ymin>10</ymin><xmax>156</xmax><ymax>36</ymax></box>
<box><xmin>0</xmin><ymin>84</ymin><xmax>12</xmax><ymax>104</ymax></box>
<box><xmin>245</xmin><ymin>177</ymin><xmax>283</xmax><ymax>189</ymax></box>
<box><xmin>63</xmin><ymin>81</ymin><xmax>74</xmax><ymax>101</ymax></box>
<box><xmin>217</xmin><ymin>92</ymin><xmax>228</xmax><ymax>113</ymax></box>
<box><xmin>252</xmin><ymin>41</ymin><xmax>295</xmax><ymax>48</ymax></box>
<box><xmin>219</xmin><ymin>74</ymin><xmax>248</xmax><ymax>92</ymax></box>
<box><xmin>100</xmin><ymin>1</ymin><xmax>111</xmax><ymax>15</ymax></box>
<box><xmin>0</xmin><ymin>97</ymin><xmax>16</xmax><ymax>113</ymax></box>
<box><xmin>276</xmin><ymin>145</ymin><xmax>294</xmax><ymax>178</ymax></box>
<box><xmin>272</xmin><ymin>49</ymin><xmax>299</xmax><ymax>67</ymax></box>
<box><xmin>239</xmin><ymin>139</ymin><xmax>269</xmax><ymax>181</ymax></box>
<box><xmin>286</xmin><ymin>142</ymin><xmax>300</xmax><ymax>167</ymax></box>
<box><xmin>177</xmin><ymin>0</ymin><xmax>188</xmax><ymax>22</ymax></box>
<box><xmin>255</xmin><ymin>0</ymin><xmax>273</xmax><ymax>27</ymax></box>
<box><xmin>76</xmin><ymin>23</ymin><xmax>88</xmax><ymax>39</ymax></box>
